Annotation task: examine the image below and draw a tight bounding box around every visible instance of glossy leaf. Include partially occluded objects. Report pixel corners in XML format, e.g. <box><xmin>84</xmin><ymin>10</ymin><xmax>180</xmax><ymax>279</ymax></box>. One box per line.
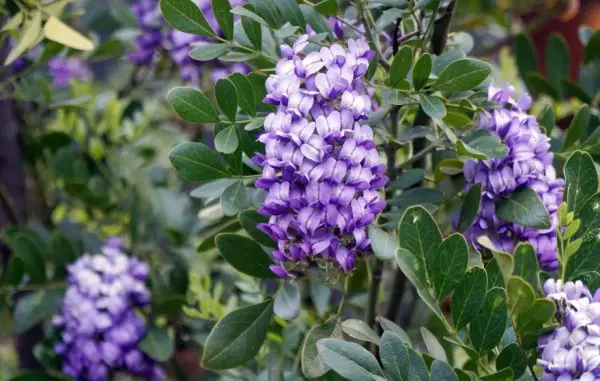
<box><xmin>216</xmin><ymin>233</ymin><xmax>275</xmax><ymax>277</ymax></box>
<box><xmin>496</xmin><ymin>343</ymin><xmax>527</xmax><ymax>379</ymax></box>
<box><xmin>398</xmin><ymin>205</ymin><xmax>442</xmax><ymax>279</ymax></box>
<box><xmin>451</xmin><ymin>267</ymin><xmax>487</xmax><ymax>329</ymax></box>
<box><xmin>470</xmin><ymin>287</ymin><xmax>507</xmax><ymax>355</ymax></box>
<box><xmin>273</xmin><ymin>0</ymin><xmax>305</xmax><ymax>26</ymax></box>
<box><xmin>512</xmin><ymin>243</ymin><xmax>538</xmax><ymax>290</ymax></box>
<box><xmin>412</xmin><ymin>53</ymin><xmax>432</xmax><ymax>90</ymax></box>
<box><xmin>238</xmin><ymin>211</ymin><xmax>273</xmax><ymax>247</ymax></box>
<box><xmin>228</xmin><ymin>73</ymin><xmax>257</xmax><ymax>117</ymax></box>
<box><xmin>241</xmin><ymin>5</ymin><xmax>262</xmax><ymax>49</ymax></box>
<box><xmin>507</xmin><ymin>276</ymin><xmax>535</xmax><ymax>316</ymax></box>
<box><xmin>495</xmin><ymin>187</ymin><xmax>551</xmax><ymax>229</ymax></box>
<box><xmin>202</xmin><ymin>300</ymin><xmax>274</xmax><ymax>369</ymax></box>
<box><xmin>389</xmin><ymin>169</ymin><xmax>425</xmax><ymax>190</ymax></box>
<box><xmin>564</xmin><ymin>150</ymin><xmax>598</xmax><ymax>215</ymax></box>
<box><xmin>215</xmin><ymin>79</ymin><xmax>238</xmax><ymax>122</ymax></box>
<box><xmin>389</xmin><ymin>46</ymin><xmax>413</xmax><ymax>88</ymax></box>
<box><xmin>564</xmin><ymin>105</ymin><xmax>590</xmax><ymax>151</ymax></box>
<box><xmin>432</xmin><ymin>234</ymin><xmax>468</xmax><ymax>300</ymax></box>
<box><xmin>212</xmin><ymin>0</ymin><xmax>234</xmax><ymax>39</ymax></box>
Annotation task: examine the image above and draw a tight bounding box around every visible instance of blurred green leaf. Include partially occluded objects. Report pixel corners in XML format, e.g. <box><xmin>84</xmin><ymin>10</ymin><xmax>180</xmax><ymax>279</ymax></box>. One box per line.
<box><xmin>561</xmin><ymin>79</ymin><xmax>592</xmax><ymax>104</ymax></box>
<box><xmin>202</xmin><ymin>300</ymin><xmax>274</xmax><ymax>370</ymax></box>
<box><xmin>545</xmin><ymin>34</ymin><xmax>570</xmax><ymax>90</ymax></box>
<box><xmin>539</xmin><ymin>106</ymin><xmax>555</xmax><ymax>136</ymax></box>
<box><xmin>526</xmin><ymin>73</ymin><xmax>560</xmax><ymax>100</ymax></box>
<box><xmin>8</xmin><ymin>372</ymin><xmax>63</xmax><ymax>381</ymax></box>
<box><xmin>1</xmin><ymin>256</ymin><xmax>24</xmax><ymax>286</ymax></box>
<box><xmin>514</xmin><ymin>34</ymin><xmax>537</xmax><ymax>90</ymax></box>
<box><xmin>189</xmin><ymin>43</ymin><xmax>229</xmax><ymax>61</ymax></box>
<box><xmin>43</xmin><ymin>16</ymin><xmax>94</xmax><ymax>51</ymax></box>
<box><xmin>216</xmin><ymin>233</ymin><xmax>275</xmax><ymax>278</ymax></box>
<box><xmin>13</xmin><ymin>290</ymin><xmax>63</xmax><ymax>334</ymax></box>
<box><xmin>140</xmin><ymin>326</ymin><xmax>174</xmax><ymax>362</ymax></box>
<box><xmin>160</xmin><ymin>0</ymin><xmax>216</xmax><ymax>36</ymax></box>
<box><xmin>399</xmin><ymin>205</ymin><xmax>442</xmax><ymax>279</ymax></box>
<box><xmin>584</xmin><ymin>29</ymin><xmax>600</xmax><ymax>63</ymax></box>
<box><xmin>563</xmin><ymin>105</ymin><xmax>590</xmax><ymax>151</ymax></box>
<box><xmin>495</xmin><ymin>187</ymin><xmax>551</xmax><ymax>229</ymax></box>
<box><xmin>5</xmin><ymin>11</ymin><xmax>42</xmax><ymax>65</ymax></box>
<box><xmin>13</xmin><ymin>233</ymin><xmax>46</xmax><ymax>284</ymax></box>
<box><xmin>390</xmin><ymin>188</ymin><xmax>443</xmax><ymax>208</ymax></box>
<box><xmin>274</xmin><ymin>282</ymin><xmax>301</xmax><ymax>319</ymax></box>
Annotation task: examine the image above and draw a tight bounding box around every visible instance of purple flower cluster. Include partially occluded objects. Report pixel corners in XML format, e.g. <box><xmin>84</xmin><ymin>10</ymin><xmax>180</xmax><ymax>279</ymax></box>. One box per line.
<box><xmin>538</xmin><ymin>279</ymin><xmax>600</xmax><ymax>380</ymax></box>
<box><xmin>48</xmin><ymin>56</ymin><xmax>91</xmax><ymax>87</ymax></box>
<box><xmin>463</xmin><ymin>84</ymin><xmax>564</xmax><ymax>271</ymax></box>
<box><xmin>52</xmin><ymin>239</ymin><xmax>164</xmax><ymax>381</ymax></box>
<box><xmin>129</xmin><ymin>0</ymin><xmax>248</xmax><ymax>84</ymax></box>
<box><xmin>254</xmin><ymin>35</ymin><xmax>387</xmax><ymax>278</ymax></box>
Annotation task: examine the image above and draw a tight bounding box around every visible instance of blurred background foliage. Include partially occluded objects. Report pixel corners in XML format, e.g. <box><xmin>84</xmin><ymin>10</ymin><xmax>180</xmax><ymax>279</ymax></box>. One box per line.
<box><xmin>0</xmin><ymin>0</ymin><xmax>598</xmax><ymax>380</ymax></box>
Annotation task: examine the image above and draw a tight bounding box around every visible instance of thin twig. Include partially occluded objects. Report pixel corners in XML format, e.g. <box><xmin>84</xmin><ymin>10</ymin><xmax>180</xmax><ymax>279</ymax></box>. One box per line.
<box><xmin>356</xmin><ymin>0</ymin><xmax>390</xmax><ymax>70</ymax></box>
<box><xmin>0</xmin><ymin>183</ymin><xmax>20</xmax><ymax>225</ymax></box>
<box><xmin>397</xmin><ymin>144</ymin><xmax>438</xmax><ymax>170</ymax></box>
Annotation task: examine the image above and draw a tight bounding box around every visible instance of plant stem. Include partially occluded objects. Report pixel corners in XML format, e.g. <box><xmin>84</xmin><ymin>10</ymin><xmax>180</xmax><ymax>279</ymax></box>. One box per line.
<box><xmin>397</xmin><ymin>143</ymin><xmax>439</xmax><ymax>170</ymax></box>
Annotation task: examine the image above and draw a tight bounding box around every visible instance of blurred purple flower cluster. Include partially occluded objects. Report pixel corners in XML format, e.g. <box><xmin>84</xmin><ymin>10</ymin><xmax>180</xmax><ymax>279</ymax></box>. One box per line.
<box><xmin>538</xmin><ymin>279</ymin><xmax>600</xmax><ymax>380</ymax></box>
<box><xmin>463</xmin><ymin>84</ymin><xmax>564</xmax><ymax>270</ymax></box>
<box><xmin>48</xmin><ymin>56</ymin><xmax>91</xmax><ymax>87</ymax></box>
<box><xmin>129</xmin><ymin>0</ymin><xmax>248</xmax><ymax>84</ymax></box>
<box><xmin>52</xmin><ymin>238</ymin><xmax>164</xmax><ymax>381</ymax></box>
<box><xmin>253</xmin><ymin>35</ymin><xmax>387</xmax><ymax>278</ymax></box>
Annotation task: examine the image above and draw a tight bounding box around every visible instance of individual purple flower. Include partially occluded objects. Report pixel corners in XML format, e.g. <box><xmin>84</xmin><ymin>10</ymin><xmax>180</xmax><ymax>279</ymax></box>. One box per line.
<box><xmin>538</xmin><ymin>279</ymin><xmax>600</xmax><ymax>380</ymax></box>
<box><xmin>128</xmin><ymin>0</ymin><xmax>163</xmax><ymax>65</ymax></box>
<box><xmin>48</xmin><ymin>56</ymin><xmax>91</xmax><ymax>87</ymax></box>
<box><xmin>462</xmin><ymin>84</ymin><xmax>564</xmax><ymax>271</ymax></box>
<box><xmin>52</xmin><ymin>240</ymin><xmax>164</xmax><ymax>381</ymax></box>
<box><xmin>254</xmin><ymin>35</ymin><xmax>387</xmax><ymax>278</ymax></box>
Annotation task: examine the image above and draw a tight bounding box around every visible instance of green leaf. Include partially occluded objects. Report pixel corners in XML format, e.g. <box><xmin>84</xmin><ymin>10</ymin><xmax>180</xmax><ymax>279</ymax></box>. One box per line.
<box><xmin>314</xmin><ymin>0</ymin><xmax>338</xmax><ymax>16</ymax></box>
<box><xmin>389</xmin><ymin>46</ymin><xmax>413</xmax><ymax>88</ymax></box>
<box><xmin>507</xmin><ymin>276</ymin><xmax>535</xmax><ymax>316</ymax></box>
<box><xmin>12</xmin><ymin>290</ymin><xmax>63</xmax><ymax>334</ymax></box>
<box><xmin>309</xmin><ymin>281</ymin><xmax>331</xmax><ymax>318</ymax></box>
<box><xmin>470</xmin><ymin>287</ymin><xmax>507</xmax><ymax>355</ymax></box>
<box><xmin>169</xmin><ymin>142</ymin><xmax>230</xmax><ymax>182</ymax></box>
<box><xmin>421</xmin><ymin>327</ymin><xmax>447</xmax><ymax>362</ymax></box>
<box><xmin>432</xmin><ymin>49</ymin><xmax>466</xmax><ymax>75</ymax></box>
<box><xmin>512</xmin><ymin>243</ymin><xmax>538</xmax><ymax>290</ymax></box>
<box><xmin>242</xmin><ymin>5</ymin><xmax>262</xmax><ymax>49</ymax></box>
<box><xmin>302</xmin><ymin>318</ymin><xmax>340</xmax><ymax>378</ymax></box>
<box><xmin>578</xmin><ymin>271</ymin><xmax>600</xmax><ymax>292</ymax></box>
<box><xmin>565</xmin><ymin>150</ymin><xmax>598</xmax><ymax>217</ymax></box>
<box><xmin>561</xmin><ymin>79</ymin><xmax>592</xmax><ymax>104</ymax></box>
<box><xmin>231</xmin><ymin>6</ymin><xmax>271</xmax><ymax>28</ymax></box>
<box><xmin>419</xmin><ymin>94</ymin><xmax>446</xmax><ymax>120</ymax></box>
<box><xmin>584</xmin><ymin>29</ymin><xmax>600</xmax><ymax>63</ymax></box>
<box><xmin>564</xmin><ymin>105</ymin><xmax>590</xmax><ymax>151</ymax></box>
<box><xmin>456</xmin><ymin>130</ymin><xmax>509</xmax><ymax>160</ymax></box>
<box><xmin>376</xmin><ymin>316</ymin><xmax>413</xmax><ymax>347</ymax></box>
<box><xmin>238</xmin><ymin>211</ymin><xmax>273</xmax><ymax>247</ymax></box>
<box><xmin>430</xmin><ymin>360</ymin><xmax>458</xmax><ymax>381</ymax></box>
<box><xmin>2</xmin><ymin>256</ymin><xmax>24</xmax><ymax>285</ymax></box>
<box><xmin>160</xmin><ymin>0</ymin><xmax>215</xmax><ymax>36</ymax></box>
<box><xmin>167</xmin><ymin>87</ymin><xmax>219</xmax><ymax>123</ymax></box>
<box><xmin>480</xmin><ymin>368</ymin><xmax>513</xmax><ymax>381</ymax></box>
<box><xmin>389</xmin><ymin>169</ymin><xmax>425</xmax><ymax>190</ymax></box>
<box><xmin>432</xmin><ymin>233</ymin><xmax>468</xmax><ymax>300</ymax></box>
<box><xmin>273</xmin><ymin>0</ymin><xmax>305</xmax><ymax>26</ymax></box>
<box><xmin>212</xmin><ymin>0</ymin><xmax>234</xmax><ymax>39</ymax></box>
<box><xmin>189</xmin><ymin>43</ymin><xmax>229</xmax><ymax>61</ymax></box>
<box><xmin>51</xmin><ymin>232</ymin><xmax>79</xmax><ymax>277</ymax></box>
<box><xmin>249</xmin><ymin>0</ymin><xmax>282</xmax><ymax>28</ymax></box>
<box><xmin>190</xmin><ymin>179</ymin><xmax>235</xmax><ymax>199</ymax></box>
<box><xmin>380</xmin><ymin>331</ymin><xmax>410</xmax><ymax>381</ymax></box>
<box><xmin>202</xmin><ymin>300</ymin><xmax>274</xmax><ymax>370</ymax></box>
<box><xmin>545</xmin><ymin>34</ymin><xmax>570</xmax><ymax>90</ymax></box>
<box><xmin>514</xmin><ymin>34</ymin><xmax>537</xmax><ymax>89</ymax></box>
<box><xmin>317</xmin><ymin>338</ymin><xmax>384</xmax><ymax>381</ymax></box>
<box><xmin>431</xmin><ymin>59</ymin><xmax>491</xmax><ymax>92</ymax></box>
<box><xmin>491</xmin><ymin>250</ymin><xmax>515</xmax><ymax>286</ymax></box>
<box><xmin>396</xmin><ymin>248</ymin><xmax>443</xmax><ymax>321</ymax></box>
<box><xmin>527</xmin><ymin>73</ymin><xmax>560</xmax><ymax>100</ymax></box>
<box><xmin>1</xmin><ymin>12</ymin><xmax>23</xmax><ymax>32</ymax></box>
<box><xmin>398</xmin><ymin>205</ymin><xmax>442</xmax><ymax>279</ymax></box>
<box><xmin>215</xmin><ymin>233</ymin><xmax>275</xmax><ymax>278</ymax></box>
<box><xmin>451</xmin><ymin>267</ymin><xmax>487</xmax><ymax>329</ymax></box>
<box><xmin>515</xmin><ymin>298</ymin><xmax>555</xmax><ymax>334</ymax></box>
<box><xmin>391</xmin><ymin>188</ymin><xmax>443</xmax><ymax>207</ymax></box>
<box><xmin>215</xmin><ymin>125</ymin><xmax>240</xmax><ymax>155</ymax></box>
<box><xmin>496</xmin><ymin>343</ymin><xmax>527</xmax><ymax>379</ymax></box>
<box><xmin>412</xmin><ymin>53</ymin><xmax>432</xmax><ymax>90</ymax></box>
<box><xmin>406</xmin><ymin>348</ymin><xmax>430</xmax><ymax>381</ymax></box>
<box><xmin>565</xmin><ymin>229</ymin><xmax>600</xmax><ymax>281</ymax></box>
<box><xmin>220</xmin><ymin>180</ymin><xmax>248</xmax><ymax>215</ymax></box>
<box><xmin>215</xmin><ymin>79</ymin><xmax>238</xmax><ymax>122</ymax></box>
<box><xmin>13</xmin><ymin>233</ymin><xmax>46</xmax><ymax>284</ymax></box>
<box><xmin>485</xmin><ymin>258</ymin><xmax>504</xmax><ymax>290</ymax></box>
<box><xmin>342</xmin><ymin>319</ymin><xmax>381</xmax><ymax>345</ymax></box>
<box><xmin>228</xmin><ymin>73</ymin><xmax>257</xmax><ymax>117</ymax></box>
<box><xmin>274</xmin><ymin>282</ymin><xmax>300</xmax><ymax>319</ymax></box>
<box><xmin>577</xmin><ymin>194</ymin><xmax>600</xmax><ymax>238</ymax></box>
<box><xmin>539</xmin><ymin>105</ymin><xmax>555</xmax><ymax>135</ymax></box>
<box><xmin>140</xmin><ymin>326</ymin><xmax>174</xmax><ymax>362</ymax></box>
<box><xmin>457</xmin><ymin>184</ymin><xmax>482</xmax><ymax>232</ymax></box>
<box><xmin>300</xmin><ymin>4</ymin><xmax>329</xmax><ymax>34</ymax></box>
<box><xmin>368</xmin><ymin>225</ymin><xmax>398</xmax><ymax>261</ymax></box>
<box><xmin>5</xmin><ymin>11</ymin><xmax>42</xmax><ymax>65</ymax></box>
<box><xmin>495</xmin><ymin>187</ymin><xmax>551</xmax><ymax>229</ymax></box>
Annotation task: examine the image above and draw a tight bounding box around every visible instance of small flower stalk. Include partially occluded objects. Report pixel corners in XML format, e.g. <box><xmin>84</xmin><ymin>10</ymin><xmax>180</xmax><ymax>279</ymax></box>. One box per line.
<box><xmin>538</xmin><ymin>279</ymin><xmax>600</xmax><ymax>380</ymax></box>
<box><xmin>254</xmin><ymin>35</ymin><xmax>387</xmax><ymax>278</ymax></box>
<box><xmin>463</xmin><ymin>85</ymin><xmax>565</xmax><ymax>270</ymax></box>
<box><xmin>52</xmin><ymin>239</ymin><xmax>164</xmax><ymax>381</ymax></box>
